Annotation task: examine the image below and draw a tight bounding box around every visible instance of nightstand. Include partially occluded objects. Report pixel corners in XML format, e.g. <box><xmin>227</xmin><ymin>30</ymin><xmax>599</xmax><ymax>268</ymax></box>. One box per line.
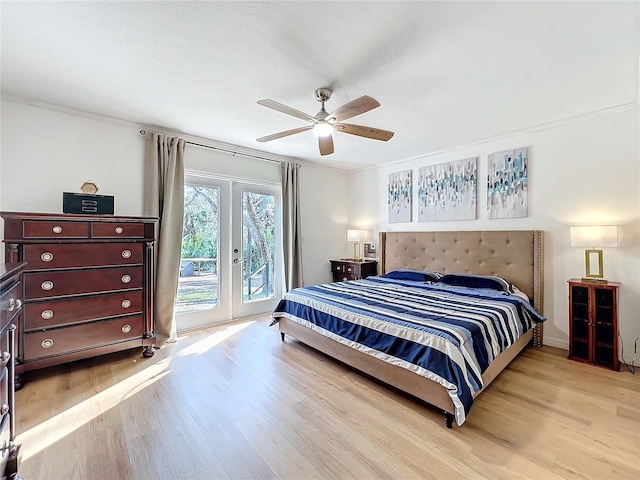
<box><xmin>330</xmin><ymin>259</ymin><xmax>378</xmax><ymax>282</ymax></box>
<box><xmin>568</xmin><ymin>278</ymin><xmax>620</xmax><ymax>371</ymax></box>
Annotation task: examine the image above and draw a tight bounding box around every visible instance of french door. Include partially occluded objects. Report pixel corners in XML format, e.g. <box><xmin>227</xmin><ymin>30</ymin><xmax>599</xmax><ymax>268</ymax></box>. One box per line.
<box><xmin>176</xmin><ymin>174</ymin><xmax>282</xmax><ymax>331</ymax></box>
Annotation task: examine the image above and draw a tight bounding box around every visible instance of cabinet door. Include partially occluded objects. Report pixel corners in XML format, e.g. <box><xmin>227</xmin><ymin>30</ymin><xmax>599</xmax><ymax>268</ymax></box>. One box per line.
<box><xmin>569</xmin><ymin>285</ymin><xmax>590</xmax><ymax>362</ymax></box>
<box><xmin>593</xmin><ymin>287</ymin><xmax>616</xmax><ymax>369</ymax></box>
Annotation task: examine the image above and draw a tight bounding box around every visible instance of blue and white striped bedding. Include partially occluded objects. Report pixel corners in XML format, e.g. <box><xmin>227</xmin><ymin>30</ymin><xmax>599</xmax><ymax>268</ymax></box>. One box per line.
<box><xmin>271</xmin><ymin>276</ymin><xmax>546</xmax><ymax>425</ymax></box>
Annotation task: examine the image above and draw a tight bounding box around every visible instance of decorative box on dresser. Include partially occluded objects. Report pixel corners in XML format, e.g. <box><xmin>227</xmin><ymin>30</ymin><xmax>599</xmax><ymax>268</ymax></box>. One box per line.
<box><xmin>330</xmin><ymin>259</ymin><xmax>378</xmax><ymax>282</ymax></box>
<box><xmin>0</xmin><ymin>262</ymin><xmax>26</xmax><ymax>480</ymax></box>
<box><xmin>568</xmin><ymin>278</ymin><xmax>620</xmax><ymax>371</ymax></box>
<box><xmin>1</xmin><ymin>212</ymin><xmax>157</xmax><ymax>387</ymax></box>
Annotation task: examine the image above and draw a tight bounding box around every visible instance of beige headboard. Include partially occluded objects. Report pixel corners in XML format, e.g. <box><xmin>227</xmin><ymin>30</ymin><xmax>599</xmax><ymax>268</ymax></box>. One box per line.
<box><xmin>379</xmin><ymin>230</ymin><xmax>544</xmax><ymax>317</ymax></box>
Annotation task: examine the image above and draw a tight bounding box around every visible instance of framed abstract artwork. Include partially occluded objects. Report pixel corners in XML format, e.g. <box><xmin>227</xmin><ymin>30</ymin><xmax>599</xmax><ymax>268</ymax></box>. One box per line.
<box><xmin>388</xmin><ymin>169</ymin><xmax>412</xmax><ymax>223</ymax></box>
<box><xmin>487</xmin><ymin>147</ymin><xmax>528</xmax><ymax>219</ymax></box>
<box><xmin>417</xmin><ymin>157</ymin><xmax>477</xmax><ymax>222</ymax></box>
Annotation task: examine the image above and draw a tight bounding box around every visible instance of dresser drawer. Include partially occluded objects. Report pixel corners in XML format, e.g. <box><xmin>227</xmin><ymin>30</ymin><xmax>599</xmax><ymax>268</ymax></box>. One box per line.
<box><xmin>23</xmin><ymin>243</ymin><xmax>143</xmax><ymax>270</ymax></box>
<box><xmin>24</xmin><ymin>290</ymin><xmax>143</xmax><ymax>330</ymax></box>
<box><xmin>91</xmin><ymin>222</ymin><xmax>145</xmax><ymax>239</ymax></box>
<box><xmin>22</xmin><ymin>314</ymin><xmax>144</xmax><ymax>361</ymax></box>
<box><xmin>0</xmin><ymin>280</ymin><xmax>22</xmax><ymax>329</ymax></box>
<box><xmin>23</xmin><ymin>221</ymin><xmax>89</xmax><ymax>239</ymax></box>
<box><xmin>24</xmin><ymin>266</ymin><xmax>143</xmax><ymax>300</ymax></box>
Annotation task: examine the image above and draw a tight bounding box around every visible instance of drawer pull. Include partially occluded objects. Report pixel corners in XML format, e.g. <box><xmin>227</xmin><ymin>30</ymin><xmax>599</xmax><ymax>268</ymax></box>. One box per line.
<box><xmin>121</xmin><ymin>275</ymin><xmax>131</xmax><ymax>284</ymax></box>
<box><xmin>1</xmin><ymin>352</ymin><xmax>11</xmax><ymax>368</ymax></box>
<box><xmin>8</xmin><ymin>298</ymin><xmax>16</xmax><ymax>312</ymax></box>
<box><xmin>41</xmin><ymin>339</ymin><xmax>54</xmax><ymax>349</ymax></box>
<box><xmin>41</xmin><ymin>309</ymin><xmax>54</xmax><ymax>320</ymax></box>
<box><xmin>41</xmin><ymin>281</ymin><xmax>54</xmax><ymax>291</ymax></box>
<box><xmin>41</xmin><ymin>252</ymin><xmax>54</xmax><ymax>262</ymax></box>
<box><xmin>115</xmin><ymin>226</ymin><xmax>124</xmax><ymax>234</ymax></box>
<box><xmin>121</xmin><ymin>324</ymin><xmax>132</xmax><ymax>334</ymax></box>
<box><xmin>0</xmin><ymin>404</ymin><xmax>8</xmax><ymax>416</ymax></box>
<box><xmin>121</xmin><ymin>299</ymin><xmax>131</xmax><ymax>308</ymax></box>
<box><xmin>121</xmin><ymin>249</ymin><xmax>132</xmax><ymax>259</ymax></box>
<box><xmin>52</xmin><ymin>225</ymin><xmax>63</xmax><ymax>234</ymax></box>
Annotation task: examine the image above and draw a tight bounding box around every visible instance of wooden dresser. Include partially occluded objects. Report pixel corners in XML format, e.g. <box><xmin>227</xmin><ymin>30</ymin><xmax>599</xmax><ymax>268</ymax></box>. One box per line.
<box><xmin>1</xmin><ymin>212</ymin><xmax>157</xmax><ymax>386</ymax></box>
<box><xmin>0</xmin><ymin>262</ymin><xmax>25</xmax><ymax>479</ymax></box>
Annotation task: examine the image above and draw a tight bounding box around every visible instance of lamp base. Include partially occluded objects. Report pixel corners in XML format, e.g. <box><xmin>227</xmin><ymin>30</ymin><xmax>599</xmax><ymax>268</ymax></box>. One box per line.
<box><xmin>581</xmin><ymin>277</ymin><xmax>609</xmax><ymax>284</ymax></box>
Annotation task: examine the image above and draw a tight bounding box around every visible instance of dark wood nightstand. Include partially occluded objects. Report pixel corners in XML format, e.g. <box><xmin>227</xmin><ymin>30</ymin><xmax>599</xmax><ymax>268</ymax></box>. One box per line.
<box><xmin>330</xmin><ymin>259</ymin><xmax>378</xmax><ymax>282</ymax></box>
<box><xmin>568</xmin><ymin>278</ymin><xmax>620</xmax><ymax>371</ymax></box>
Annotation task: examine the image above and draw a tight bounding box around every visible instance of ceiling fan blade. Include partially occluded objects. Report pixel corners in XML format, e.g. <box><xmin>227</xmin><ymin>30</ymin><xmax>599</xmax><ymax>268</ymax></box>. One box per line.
<box><xmin>318</xmin><ymin>134</ymin><xmax>334</xmax><ymax>156</ymax></box>
<box><xmin>257</xmin><ymin>99</ymin><xmax>316</xmax><ymax>123</ymax></box>
<box><xmin>256</xmin><ymin>125</ymin><xmax>313</xmax><ymax>142</ymax></box>
<box><xmin>327</xmin><ymin>95</ymin><xmax>380</xmax><ymax>122</ymax></box>
<box><xmin>334</xmin><ymin>123</ymin><xmax>394</xmax><ymax>141</ymax></box>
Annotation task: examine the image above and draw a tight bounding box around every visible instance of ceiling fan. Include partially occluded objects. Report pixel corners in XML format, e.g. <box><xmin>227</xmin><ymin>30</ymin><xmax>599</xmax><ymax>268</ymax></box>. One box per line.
<box><xmin>256</xmin><ymin>87</ymin><xmax>394</xmax><ymax>156</ymax></box>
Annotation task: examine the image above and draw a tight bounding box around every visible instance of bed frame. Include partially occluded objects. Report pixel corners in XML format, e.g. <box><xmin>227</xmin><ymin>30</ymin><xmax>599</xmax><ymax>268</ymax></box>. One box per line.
<box><xmin>278</xmin><ymin>230</ymin><xmax>544</xmax><ymax>427</ymax></box>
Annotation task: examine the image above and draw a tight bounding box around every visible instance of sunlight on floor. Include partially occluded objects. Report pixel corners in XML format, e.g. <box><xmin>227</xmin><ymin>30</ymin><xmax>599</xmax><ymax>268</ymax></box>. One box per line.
<box><xmin>177</xmin><ymin>320</ymin><xmax>255</xmax><ymax>357</ymax></box>
<box><xmin>16</xmin><ymin>357</ymin><xmax>172</xmax><ymax>462</ymax></box>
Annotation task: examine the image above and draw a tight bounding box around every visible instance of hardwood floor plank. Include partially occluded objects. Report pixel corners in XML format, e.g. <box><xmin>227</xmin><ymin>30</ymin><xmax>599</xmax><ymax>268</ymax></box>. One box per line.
<box><xmin>14</xmin><ymin>317</ymin><xmax>640</xmax><ymax>480</ymax></box>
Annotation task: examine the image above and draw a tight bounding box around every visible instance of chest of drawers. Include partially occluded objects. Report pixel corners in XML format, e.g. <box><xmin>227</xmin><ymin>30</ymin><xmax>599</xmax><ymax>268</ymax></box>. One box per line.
<box><xmin>1</xmin><ymin>212</ymin><xmax>157</xmax><ymax>386</ymax></box>
<box><xmin>0</xmin><ymin>262</ymin><xmax>26</xmax><ymax>479</ymax></box>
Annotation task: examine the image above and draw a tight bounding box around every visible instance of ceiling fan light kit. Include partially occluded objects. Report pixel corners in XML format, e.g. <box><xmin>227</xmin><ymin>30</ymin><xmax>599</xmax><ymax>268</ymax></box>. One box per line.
<box><xmin>256</xmin><ymin>87</ymin><xmax>394</xmax><ymax>156</ymax></box>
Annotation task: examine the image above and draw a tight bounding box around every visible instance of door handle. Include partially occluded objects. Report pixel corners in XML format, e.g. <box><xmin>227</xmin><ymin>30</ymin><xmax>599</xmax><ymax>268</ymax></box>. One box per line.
<box><xmin>233</xmin><ymin>258</ymin><xmax>244</xmax><ymax>265</ymax></box>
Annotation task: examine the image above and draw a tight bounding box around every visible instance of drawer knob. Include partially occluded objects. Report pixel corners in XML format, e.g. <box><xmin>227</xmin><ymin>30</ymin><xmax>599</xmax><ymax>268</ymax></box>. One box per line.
<box><xmin>41</xmin><ymin>309</ymin><xmax>54</xmax><ymax>320</ymax></box>
<box><xmin>121</xmin><ymin>275</ymin><xmax>131</xmax><ymax>284</ymax></box>
<box><xmin>115</xmin><ymin>226</ymin><xmax>124</xmax><ymax>234</ymax></box>
<box><xmin>0</xmin><ymin>404</ymin><xmax>8</xmax><ymax>416</ymax></box>
<box><xmin>41</xmin><ymin>338</ymin><xmax>54</xmax><ymax>349</ymax></box>
<box><xmin>121</xmin><ymin>249</ymin><xmax>132</xmax><ymax>259</ymax></box>
<box><xmin>121</xmin><ymin>324</ymin><xmax>132</xmax><ymax>334</ymax></box>
<box><xmin>1</xmin><ymin>352</ymin><xmax>11</xmax><ymax>368</ymax></box>
<box><xmin>41</xmin><ymin>252</ymin><xmax>54</xmax><ymax>262</ymax></box>
<box><xmin>52</xmin><ymin>225</ymin><xmax>63</xmax><ymax>234</ymax></box>
<box><xmin>9</xmin><ymin>298</ymin><xmax>22</xmax><ymax>311</ymax></box>
<box><xmin>121</xmin><ymin>299</ymin><xmax>131</xmax><ymax>308</ymax></box>
<box><xmin>41</xmin><ymin>281</ymin><xmax>54</xmax><ymax>291</ymax></box>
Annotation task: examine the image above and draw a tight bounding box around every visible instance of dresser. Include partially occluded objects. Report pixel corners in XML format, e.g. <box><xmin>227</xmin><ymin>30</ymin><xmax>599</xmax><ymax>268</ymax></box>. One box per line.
<box><xmin>0</xmin><ymin>262</ymin><xmax>25</xmax><ymax>479</ymax></box>
<box><xmin>1</xmin><ymin>212</ymin><xmax>157</xmax><ymax>386</ymax></box>
<box><xmin>330</xmin><ymin>259</ymin><xmax>378</xmax><ymax>282</ymax></box>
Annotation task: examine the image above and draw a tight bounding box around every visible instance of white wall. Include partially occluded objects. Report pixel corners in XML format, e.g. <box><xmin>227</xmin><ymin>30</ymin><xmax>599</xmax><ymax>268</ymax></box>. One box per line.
<box><xmin>347</xmin><ymin>108</ymin><xmax>640</xmax><ymax>361</ymax></box>
<box><xmin>0</xmin><ymin>98</ymin><xmax>349</xmax><ymax>287</ymax></box>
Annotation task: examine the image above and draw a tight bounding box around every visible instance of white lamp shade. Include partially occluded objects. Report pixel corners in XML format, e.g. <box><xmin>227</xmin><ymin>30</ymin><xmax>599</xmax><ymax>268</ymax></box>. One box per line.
<box><xmin>570</xmin><ymin>225</ymin><xmax>618</xmax><ymax>248</ymax></box>
<box><xmin>347</xmin><ymin>229</ymin><xmax>367</xmax><ymax>242</ymax></box>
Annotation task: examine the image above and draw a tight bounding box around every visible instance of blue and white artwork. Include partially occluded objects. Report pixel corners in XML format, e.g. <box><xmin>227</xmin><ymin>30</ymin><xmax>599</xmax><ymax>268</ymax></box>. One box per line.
<box><xmin>388</xmin><ymin>170</ymin><xmax>412</xmax><ymax>223</ymax></box>
<box><xmin>487</xmin><ymin>147</ymin><xmax>528</xmax><ymax>219</ymax></box>
<box><xmin>417</xmin><ymin>157</ymin><xmax>477</xmax><ymax>222</ymax></box>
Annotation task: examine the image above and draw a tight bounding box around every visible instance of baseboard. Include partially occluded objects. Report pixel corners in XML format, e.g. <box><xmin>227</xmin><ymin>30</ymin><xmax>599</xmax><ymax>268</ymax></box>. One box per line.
<box><xmin>542</xmin><ymin>337</ymin><xmax>568</xmax><ymax>350</ymax></box>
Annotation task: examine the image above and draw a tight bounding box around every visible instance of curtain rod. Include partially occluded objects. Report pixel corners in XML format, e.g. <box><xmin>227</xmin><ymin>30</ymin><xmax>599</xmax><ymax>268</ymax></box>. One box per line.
<box><xmin>139</xmin><ymin>129</ymin><xmax>282</xmax><ymax>165</ymax></box>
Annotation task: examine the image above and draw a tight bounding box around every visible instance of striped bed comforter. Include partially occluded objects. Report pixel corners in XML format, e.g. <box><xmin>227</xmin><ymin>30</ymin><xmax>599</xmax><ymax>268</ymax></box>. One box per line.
<box><xmin>271</xmin><ymin>276</ymin><xmax>546</xmax><ymax>425</ymax></box>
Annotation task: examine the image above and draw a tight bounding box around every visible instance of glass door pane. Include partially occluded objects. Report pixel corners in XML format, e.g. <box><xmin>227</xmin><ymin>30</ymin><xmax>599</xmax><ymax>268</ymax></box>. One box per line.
<box><xmin>232</xmin><ymin>182</ymin><xmax>282</xmax><ymax>318</ymax></box>
<box><xmin>177</xmin><ymin>177</ymin><xmax>232</xmax><ymax>330</ymax></box>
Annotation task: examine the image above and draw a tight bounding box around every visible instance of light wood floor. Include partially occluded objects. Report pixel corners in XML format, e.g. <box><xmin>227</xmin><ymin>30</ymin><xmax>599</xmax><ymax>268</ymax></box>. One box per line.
<box><xmin>15</xmin><ymin>316</ymin><xmax>640</xmax><ymax>480</ymax></box>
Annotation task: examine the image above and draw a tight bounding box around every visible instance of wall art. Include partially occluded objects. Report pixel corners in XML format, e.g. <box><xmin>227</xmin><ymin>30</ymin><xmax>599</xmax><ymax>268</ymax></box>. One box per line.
<box><xmin>417</xmin><ymin>157</ymin><xmax>477</xmax><ymax>221</ymax></box>
<box><xmin>388</xmin><ymin>169</ymin><xmax>412</xmax><ymax>223</ymax></box>
<box><xmin>487</xmin><ymin>147</ymin><xmax>528</xmax><ymax>219</ymax></box>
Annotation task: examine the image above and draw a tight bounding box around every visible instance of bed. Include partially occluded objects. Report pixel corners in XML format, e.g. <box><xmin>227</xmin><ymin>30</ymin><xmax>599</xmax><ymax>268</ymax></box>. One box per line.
<box><xmin>272</xmin><ymin>230</ymin><xmax>545</xmax><ymax>427</ymax></box>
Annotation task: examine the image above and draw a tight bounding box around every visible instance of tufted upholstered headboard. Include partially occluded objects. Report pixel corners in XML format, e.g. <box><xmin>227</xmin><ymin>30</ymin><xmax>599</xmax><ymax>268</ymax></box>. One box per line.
<box><xmin>379</xmin><ymin>230</ymin><xmax>544</xmax><ymax>318</ymax></box>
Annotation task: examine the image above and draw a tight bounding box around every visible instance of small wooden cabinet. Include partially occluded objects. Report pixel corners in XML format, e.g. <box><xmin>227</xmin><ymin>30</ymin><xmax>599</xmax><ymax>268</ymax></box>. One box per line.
<box><xmin>330</xmin><ymin>259</ymin><xmax>378</xmax><ymax>282</ymax></box>
<box><xmin>1</xmin><ymin>211</ymin><xmax>157</xmax><ymax>386</ymax></box>
<box><xmin>568</xmin><ymin>278</ymin><xmax>620</xmax><ymax>371</ymax></box>
<box><xmin>0</xmin><ymin>262</ymin><xmax>26</xmax><ymax>479</ymax></box>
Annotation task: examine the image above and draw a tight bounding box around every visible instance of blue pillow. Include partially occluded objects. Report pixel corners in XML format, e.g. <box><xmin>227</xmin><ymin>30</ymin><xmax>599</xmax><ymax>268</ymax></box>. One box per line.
<box><xmin>383</xmin><ymin>270</ymin><xmax>442</xmax><ymax>282</ymax></box>
<box><xmin>438</xmin><ymin>273</ymin><xmax>518</xmax><ymax>293</ymax></box>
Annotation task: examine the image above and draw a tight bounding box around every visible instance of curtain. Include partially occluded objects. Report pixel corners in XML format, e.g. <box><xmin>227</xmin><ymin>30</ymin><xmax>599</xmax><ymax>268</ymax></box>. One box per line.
<box><xmin>144</xmin><ymin>132</ymin><xmax>185</xmax><ymax>345</ymax></box>
<box><xmin>281</xmin><ymin>162</ymin><xmax>304</xmax><ymax>290</ymax></box>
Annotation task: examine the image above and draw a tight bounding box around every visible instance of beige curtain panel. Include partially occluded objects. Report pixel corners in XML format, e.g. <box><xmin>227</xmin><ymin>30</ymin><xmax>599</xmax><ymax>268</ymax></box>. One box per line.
<box><xmin>281</xmin><ymin>162</ymin><xmax>304</xmax><ymax>290</ymax></box>
<box><xmin>144</xmin><ymin>132</ymin><xmax>185</xmax><ymax>345</ymax></box>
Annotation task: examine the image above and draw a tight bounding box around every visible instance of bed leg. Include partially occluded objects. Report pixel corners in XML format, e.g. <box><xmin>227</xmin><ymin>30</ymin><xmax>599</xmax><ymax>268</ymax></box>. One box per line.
<box><xmin>444</xmin><ymin>412</ymin><xmax>454</xmax><ymax>429</ymax></box>
<box><xmin>280</xmin><ymin>332</ymin><xmax>285</xmax><ymax>341</ymax></box>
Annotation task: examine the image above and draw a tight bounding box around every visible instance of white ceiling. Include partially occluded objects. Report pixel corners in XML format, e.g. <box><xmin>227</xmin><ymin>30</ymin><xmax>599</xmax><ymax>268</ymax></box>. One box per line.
<box><xmin>1</xmin><ymin>1</ymin><xmax>638</xmax><ymax>171</ymax></box>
